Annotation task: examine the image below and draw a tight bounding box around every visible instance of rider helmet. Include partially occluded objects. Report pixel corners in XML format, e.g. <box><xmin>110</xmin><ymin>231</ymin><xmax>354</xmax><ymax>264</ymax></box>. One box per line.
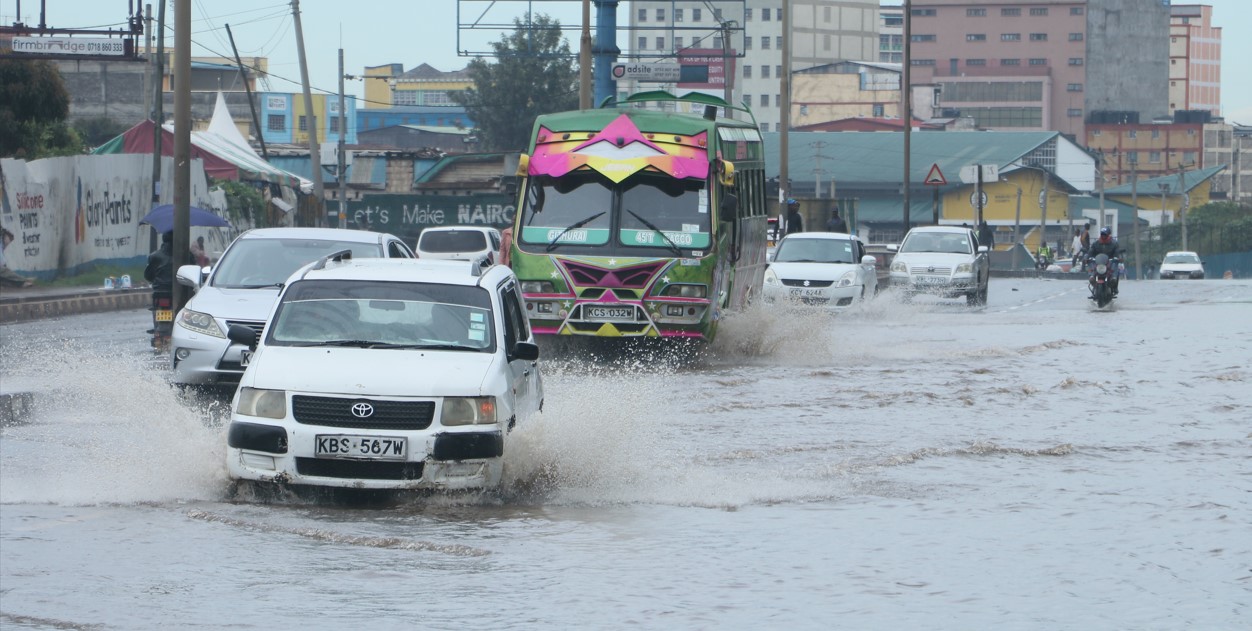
<box><xmin>1099</xmin><ymin>227</ymin><xmax>1111</xmax><ymax>236</ymax></box>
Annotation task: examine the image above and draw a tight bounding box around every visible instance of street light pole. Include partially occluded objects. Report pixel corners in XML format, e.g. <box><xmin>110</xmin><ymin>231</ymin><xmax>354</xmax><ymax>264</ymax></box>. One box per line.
<box><xmin>338</xmin><ymin>47</ymin><xmax>347</xmax><ymax>228</ymax></box>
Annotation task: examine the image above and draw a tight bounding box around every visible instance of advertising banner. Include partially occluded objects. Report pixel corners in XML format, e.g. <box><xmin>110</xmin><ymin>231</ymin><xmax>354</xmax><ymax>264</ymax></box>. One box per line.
<box><xmin>1</xmin><ymin>155</ymin><xmax>213</xmax><ymax>278</ymax></box>
<box><xmin>347</xmin><ymin>193</ymin><xmax>517</xmax><ymax>243</ymax></box>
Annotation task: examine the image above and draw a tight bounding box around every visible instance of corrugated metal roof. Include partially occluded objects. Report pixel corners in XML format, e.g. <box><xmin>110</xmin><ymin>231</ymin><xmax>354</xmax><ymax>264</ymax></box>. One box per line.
<box><xmin>763</xmin><ymin>130</ymin><xmax>1059</xmax><ymax>190</ymax></box>
<box><xmin>1102</xmin><ymin>165</ymin><xmax>1227</xmax><ymax>195</ymax></box>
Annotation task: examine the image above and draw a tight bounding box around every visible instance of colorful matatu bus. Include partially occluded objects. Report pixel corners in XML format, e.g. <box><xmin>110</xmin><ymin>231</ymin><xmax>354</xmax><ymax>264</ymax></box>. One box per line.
<box><xmin>508</xmin><ymin>91</ymin><xmax>768</xmax><ymax>343</ymax></box>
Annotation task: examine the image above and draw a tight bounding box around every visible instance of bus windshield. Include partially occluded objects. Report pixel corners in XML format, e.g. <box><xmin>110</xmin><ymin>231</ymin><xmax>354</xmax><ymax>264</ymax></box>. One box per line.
<box><xmin>518</xmin><ymin>172</ymin><xmax>711</xmax><ymax>254</ymax></box>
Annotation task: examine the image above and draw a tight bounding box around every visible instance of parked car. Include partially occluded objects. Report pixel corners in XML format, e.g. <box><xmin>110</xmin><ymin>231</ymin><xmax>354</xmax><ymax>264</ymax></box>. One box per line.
<box><xmin>888</xmin><ymin>225</ymin><xmax>990</xmax><ymax>305</ymax></box>
<box><xmin>224</xmin><ymin>254</ymin><xmax>543</xmax><ymax>491</ymax></box>
<box><xmin>171</xmin><ymin>227</ymin><xmax>415</xmax><ymax>388</ymax></box>
<box><xmin>416</xmin><ymin>226</ymin><xmax>502</xmax><ymax>264</ymax></box>
<box><xmin>763</xmin><ymin>232</ymin><xmax>878</xmax><ymax>308</ymax></box>
<box><xmin>1158</xmin><ymin>251</ymin><xmax>1205</xmax><ymax>279</ymax></box>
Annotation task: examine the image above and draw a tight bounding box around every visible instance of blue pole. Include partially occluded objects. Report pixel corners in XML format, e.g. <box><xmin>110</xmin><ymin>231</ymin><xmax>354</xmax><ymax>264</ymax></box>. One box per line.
<box><xmin>592</xmin><ymin>0</ymin><xmax>620</xmax><ymax>106</ymax></box>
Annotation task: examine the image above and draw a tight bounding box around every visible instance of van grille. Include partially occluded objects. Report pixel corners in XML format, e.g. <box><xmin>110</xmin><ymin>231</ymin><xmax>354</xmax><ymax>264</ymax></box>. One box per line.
<box><xmin>296</xmin><ymin>458</ymin><xmax>424</xmax><ymax>480</ymax></box>
<box><xmin>291</xmin><ymin>396</ymin><xmax>435</xmax><ymax>430</ymax></box>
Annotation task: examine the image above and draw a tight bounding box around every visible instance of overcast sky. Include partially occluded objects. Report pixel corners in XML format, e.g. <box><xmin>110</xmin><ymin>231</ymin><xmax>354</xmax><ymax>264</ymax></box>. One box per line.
<box><xmin>15</xmin><ymin>0</ymin><xmax>1252</xmax><ymax>123</ymax></box>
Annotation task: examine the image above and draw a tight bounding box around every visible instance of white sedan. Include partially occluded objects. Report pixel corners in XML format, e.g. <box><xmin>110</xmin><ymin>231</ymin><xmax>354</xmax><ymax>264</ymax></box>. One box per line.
<box><xmin>762</xmin><ymin>232</ymin><xmax>879</xmax><ymax>309</ymax></box>
<box><xmin>888</xmin><ymin>225</ymin><xmax>990</xmax><ymax>305</ymax></box>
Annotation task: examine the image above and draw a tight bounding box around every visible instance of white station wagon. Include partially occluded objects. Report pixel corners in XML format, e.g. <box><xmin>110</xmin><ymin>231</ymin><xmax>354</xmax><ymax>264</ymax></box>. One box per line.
<box><xmin>224</xmin><ymin>254</ymin><xmax>543</xmax><ymax>491</ymax></box>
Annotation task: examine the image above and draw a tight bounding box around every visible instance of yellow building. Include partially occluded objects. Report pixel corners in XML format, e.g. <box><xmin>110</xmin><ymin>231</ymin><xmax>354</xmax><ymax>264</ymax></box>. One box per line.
<box><xmin>362</xmin><ymin>63</ymin><xmax>472</xmax><ymax>109</ymax></box>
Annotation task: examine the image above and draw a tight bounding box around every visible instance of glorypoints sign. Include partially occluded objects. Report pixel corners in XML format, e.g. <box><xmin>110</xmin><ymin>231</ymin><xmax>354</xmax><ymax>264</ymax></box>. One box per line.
<box><xmin>346</xmin><ymin>194</ymin><xmax>515</xmax><ymax>240</ymax></box>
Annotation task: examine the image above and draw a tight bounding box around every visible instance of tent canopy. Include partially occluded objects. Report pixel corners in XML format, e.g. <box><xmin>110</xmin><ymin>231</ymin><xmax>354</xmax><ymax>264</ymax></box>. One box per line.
<box><xmin>93</xmin><ymin>92</ymin><xmax>312</xmax><ymax>194</ymax></box>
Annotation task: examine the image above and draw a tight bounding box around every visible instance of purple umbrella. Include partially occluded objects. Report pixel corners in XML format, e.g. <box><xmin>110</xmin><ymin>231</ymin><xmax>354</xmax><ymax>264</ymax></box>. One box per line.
<box><xmin>140</xmin><ymin>204</ymin><xmax>232</xmax><ymax>234</ymax></box>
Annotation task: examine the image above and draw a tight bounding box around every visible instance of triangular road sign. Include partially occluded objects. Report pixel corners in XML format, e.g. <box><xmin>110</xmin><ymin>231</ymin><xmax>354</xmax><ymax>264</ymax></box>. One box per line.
<box><xmin>924</xmin><ymin>163</ymin><xmax>947</xmax><ymax>186</ymax></box>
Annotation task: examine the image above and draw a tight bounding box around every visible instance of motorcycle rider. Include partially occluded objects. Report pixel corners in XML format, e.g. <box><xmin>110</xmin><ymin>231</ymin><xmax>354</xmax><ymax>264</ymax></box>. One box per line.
<box><xmin>1086</xmin><ymin>226</ymin><xmax>1124</xmax><ymax>295</ymax></box>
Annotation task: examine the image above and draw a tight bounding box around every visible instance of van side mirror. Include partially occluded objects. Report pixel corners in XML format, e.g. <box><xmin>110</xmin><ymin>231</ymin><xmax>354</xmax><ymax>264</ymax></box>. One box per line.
<box><xmin>227</xmin><ymin>324</ymin><xmax>259</xmax><ymax>349</ymax></box>
<box><xmin>512</xmin><ymin>341</ymin><xmax>540</xmax><ymax>362</ymax></box>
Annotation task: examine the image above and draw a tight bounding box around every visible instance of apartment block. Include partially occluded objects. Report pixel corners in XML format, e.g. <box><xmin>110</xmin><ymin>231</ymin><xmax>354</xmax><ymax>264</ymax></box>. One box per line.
<box><xmin>907</xmin><ymin>0</ymin><xmax>1169</xmax><ymax>138</ymax></box>
<box><xmin>625</xmin><ymin>0</ymin><xmax>879</xmax><ymax>132</ymax></box>
<box><xmin>1169</xmin><ymin>4</ymin><xmax>1222</xmax><ymax>116</ymax></box>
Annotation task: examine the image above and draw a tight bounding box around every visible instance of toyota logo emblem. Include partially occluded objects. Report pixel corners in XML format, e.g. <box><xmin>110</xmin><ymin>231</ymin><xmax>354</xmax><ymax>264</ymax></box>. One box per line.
<box><xmin>351</xmin><ymin>402</ymin><xmax>374</xmax><ymax>418</ymax></box>
<box><xmin>928</xmin><ymin>266</ymin><xmax>935</xmax><ymax>272</ymax></box>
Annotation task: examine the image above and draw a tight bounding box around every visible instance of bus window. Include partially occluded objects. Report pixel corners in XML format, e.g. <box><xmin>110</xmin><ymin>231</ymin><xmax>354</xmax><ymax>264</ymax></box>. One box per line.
<box><xmin>518</xmin><ymin>174</ymin><xmax>613</xmax><ymax>246</ymax></box>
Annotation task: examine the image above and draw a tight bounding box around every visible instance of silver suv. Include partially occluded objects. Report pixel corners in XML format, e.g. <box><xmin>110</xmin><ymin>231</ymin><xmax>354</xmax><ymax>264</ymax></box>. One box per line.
<box><xmin>172</xmin><ymin>228</ymin><xmax>414</xmax><ymax>388</ymax></box>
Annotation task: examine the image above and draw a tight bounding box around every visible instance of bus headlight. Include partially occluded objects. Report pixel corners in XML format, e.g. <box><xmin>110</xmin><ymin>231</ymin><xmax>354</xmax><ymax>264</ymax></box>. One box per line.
<box><xmin>521</xmin><ymin>281</ymin><xmax>555</xmax><ymax>294</ymax></box>
<box><xmin>662</xmin><ymin>284</ymin><xmax>706</xmax><ymax>298</ymax></box>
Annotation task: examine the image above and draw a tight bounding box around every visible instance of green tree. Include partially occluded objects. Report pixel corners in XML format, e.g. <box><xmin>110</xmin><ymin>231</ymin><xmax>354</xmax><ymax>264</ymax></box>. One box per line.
<box><xmin>218</xmin><ymin>180</ymin><xmax>268</xmax><ymax>228</ymax></box>
<box><xmin>0</xmin><ymin>59</ymin><xmax>82</xmax><ymax>158</ymax></box>
<box><xmin>73</xmin><ymin>116</ymin><xmax>130</xmax><ymax>149</ymax></box>
<box><xmin>456</xmin><ymin>13</ymin><xmax>579</xmax><ymax>151</ymax></box>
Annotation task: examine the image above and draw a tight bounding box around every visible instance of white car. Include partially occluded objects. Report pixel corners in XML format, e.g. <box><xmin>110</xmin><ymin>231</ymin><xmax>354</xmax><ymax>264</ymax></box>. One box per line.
<box><xmin>416</xmin><ymin>226</ymin><xmax>502</xmax><ymax>264</ymax></box>
<box><xmin>171</xmin><ymin>228</ymin><xmax>415</xmax><ymax>388</ymax></box>
<box><xmin>762</xmin><ymin>232</ymin><xmax>878</xmax><ymax>308</ymax></box>
<box><xmin>224</xmin><ymin>254</ymin><xmax>543</xmax><ymax>491</ymax></box>
<box><xmin>1158</xmin><ymin>251</ymin><xmax>1205</xmax><ymax>279</ymax></box>
<box><xmin>888</xmin><ymin>225</ymin><xmax>990</xmax><ymax>305</ymax></box>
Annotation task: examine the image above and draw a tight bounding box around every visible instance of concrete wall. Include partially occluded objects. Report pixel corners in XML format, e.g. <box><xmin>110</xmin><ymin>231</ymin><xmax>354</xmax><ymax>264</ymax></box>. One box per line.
<box><xmin>1085</xmin><ymin>0</ymin><xmax>1170</xmax><ymax>127</ymax></box>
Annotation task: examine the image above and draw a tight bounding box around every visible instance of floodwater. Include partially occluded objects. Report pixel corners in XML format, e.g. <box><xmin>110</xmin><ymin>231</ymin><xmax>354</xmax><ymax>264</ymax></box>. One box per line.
<box><xmin>2</xmin><ymin>278</ymin><xmax>1250</xmax><ymax>629</ymax></box>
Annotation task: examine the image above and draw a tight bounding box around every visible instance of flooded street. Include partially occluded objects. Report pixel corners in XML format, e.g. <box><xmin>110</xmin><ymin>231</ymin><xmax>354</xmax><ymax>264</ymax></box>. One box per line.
<box><xmin>2</xmin><ymin>278</ymin><xmax>1250</xmax><ymax>628</ymax></box>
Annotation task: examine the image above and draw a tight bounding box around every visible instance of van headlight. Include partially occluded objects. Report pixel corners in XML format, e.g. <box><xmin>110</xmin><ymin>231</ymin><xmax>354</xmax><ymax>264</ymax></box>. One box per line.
<box><xmin>441</xmin><ymin>397</ymin><xmax>497</xmax><ymax>426</ymax></box>
<box><xmin>235</xmin><ymin>387</ymin><xmax>287</xmax><ymax>419</ymax></box>
<box><xmin>178</xmin><ymin>309</ymin><xmax>225</xmax><ymax>338</ymax></box>
<box><xmin>890</xmin><ymin>260</ymin><xmax>907</xmax><ymax>273</ymax></box>
<box><xmin>955</xmin><ymin>262</ymin><xmax>973</xmax><ymax>274</ymax></box>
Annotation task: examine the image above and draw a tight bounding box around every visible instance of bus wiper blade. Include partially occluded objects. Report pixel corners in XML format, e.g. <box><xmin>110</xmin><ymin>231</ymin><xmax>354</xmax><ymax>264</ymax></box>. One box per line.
<box><xmin>545</xmin><ymin>212</ymin><xmax>606</xmax><ymax>252</ymax></box>
<box><xmin>627</xmin><ymin>210</ymin><xmax>683</xmax><ymax>256</ymax></box>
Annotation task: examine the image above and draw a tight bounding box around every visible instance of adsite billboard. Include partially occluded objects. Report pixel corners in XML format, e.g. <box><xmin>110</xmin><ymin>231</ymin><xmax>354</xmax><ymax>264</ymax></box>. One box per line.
<box><xmin>677</xmin><ymin>48</ymin><xmax>735</xmax><ymax>90</ymax></box>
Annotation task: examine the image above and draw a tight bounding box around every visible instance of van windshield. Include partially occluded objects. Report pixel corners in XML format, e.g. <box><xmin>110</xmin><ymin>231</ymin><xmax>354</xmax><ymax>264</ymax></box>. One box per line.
<box><xmin>267</xmin><ymin>280</ymin><xmax>495</xmax><ymax>352</ymax></box>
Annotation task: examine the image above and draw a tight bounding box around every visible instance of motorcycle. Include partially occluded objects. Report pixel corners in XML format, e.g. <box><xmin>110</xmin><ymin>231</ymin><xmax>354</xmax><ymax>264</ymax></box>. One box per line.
<box><xmin>1035</xmin><ymin>252</ymin><xmax>1053</xmax><ymax>271</ymax></box>
<box><xmin>1087</xmin><ymin>253</ymin><xmax>1119</xmax><ymax>308</ymax></box>
<box><xmin>150</xmin><ymin>288</ymin><xmax>173</xmax><ymax>351</ymax></box>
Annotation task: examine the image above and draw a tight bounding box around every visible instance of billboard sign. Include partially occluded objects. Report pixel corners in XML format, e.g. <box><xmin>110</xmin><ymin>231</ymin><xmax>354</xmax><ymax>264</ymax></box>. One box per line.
<box><xmin>678</xmin><ymin>49</ymin><xmax>734</xmax><ymax>90</ymax></box>
<box><xmin>11</xmin><ymin>37</ymin><xmax>127</xmax><ymax>56</ymax></box>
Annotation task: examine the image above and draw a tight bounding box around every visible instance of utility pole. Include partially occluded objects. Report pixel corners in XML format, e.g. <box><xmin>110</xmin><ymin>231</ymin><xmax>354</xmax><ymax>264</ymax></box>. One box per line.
<box><xmin>1130</xmin><ymin>155</ymin><xmax>1140</xmax><ymax>280</ymax></box>
<box><xmin>142</xmin><ymin>4</ymin><xmax>151</xmax><ymax>129</ymax></box>
<box><xmin>173</xmin><ymin>0</ymin><xmax>191</xmax><ymax>313</ymax></box>
<box><xmin>1178</xmin><ymin>165</ymin><xmax>1189</xmax><ymax>251</ymax></box>
<box><xmin>579</xmin><ymin>0</ymin><xmax>591</xmax><ymax>109</ymax></box>
<box><xmin>291</xmin><ymin>0</ymin><xmax>324</xmax><ymax>223</ymax></box>
<box><xmin>1012</xmin><ymin>183</ymin><xmax>1022</xmax><ymax>270</ymax></box>
<box><xmin>226</xmin><ymin>23</ymin><xmax>268</xmax><ymax>160</ymax></box>
<box><xmin>901</xmin><ymin>0</ymin><xmax>912</xmax><ymax>234</ymax></box>
<box><xmin>1038</xmin><ymin>168</ymin><xmax>1049</xmax><ymax>257</ymax></box>
<box><xmin>338</xmin><ymin>47</ymin><xmax>348</xmax><ymax>228</ymax></box>
<box><xmin>150</xmin><ymin>0</ymin><xmax>165</xmax><ymax>206</ymax></box>
<box><xmin>779</xmin><ymin>0</ymin><xmax>791</xmax><ymax>225</ymax></box>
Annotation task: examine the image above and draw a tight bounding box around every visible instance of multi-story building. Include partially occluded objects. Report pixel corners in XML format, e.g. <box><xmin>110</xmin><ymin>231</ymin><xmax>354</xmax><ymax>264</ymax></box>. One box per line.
<box><xmin>1168</xmin><ymin>4</ymin><xmax>1222</xmax><ymax>117</ymax></box>
<box><xmin>879</xmin><ymin>5</ymin><xmax>904</xmax><ymax>63</ymax></box>
<box><xmin>258</xmin><ymin>92</ymin><xmax>357</xmax><ymax>147</ymax></box>
<box><xmin>625</xmin><ymin>0</ymin><xmax>879</xmax><ymax>132</ymax></box>
<box><xmin>1085</xmin><ymin>117</ymin><xmax>1233</xmax><ymax>200</ymax></box>
<box><xmin>906</xmin><ymin>0</ymin><xmax>1170</xmax><ymax>138</ymax></box>
<box><xmin>361</xmin><ymin>63</ymin><xmax>472</xmax><ymax>110</ymax></box>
